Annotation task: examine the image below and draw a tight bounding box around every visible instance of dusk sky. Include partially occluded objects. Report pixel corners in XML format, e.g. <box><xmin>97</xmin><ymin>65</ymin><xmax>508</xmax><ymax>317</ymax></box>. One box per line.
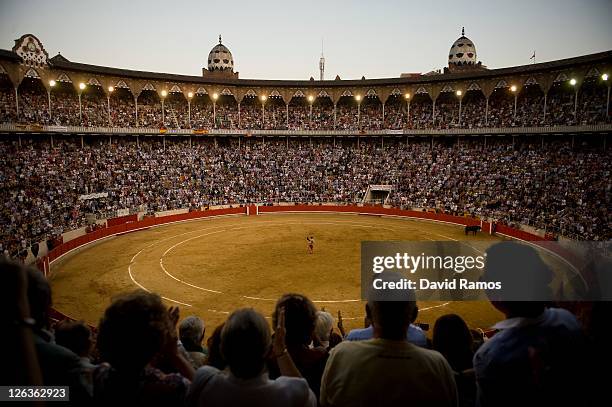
<box><xmin>1</xmin><ymin>0</ymin><xmax>611</xmax><ymax>80</ymax></box>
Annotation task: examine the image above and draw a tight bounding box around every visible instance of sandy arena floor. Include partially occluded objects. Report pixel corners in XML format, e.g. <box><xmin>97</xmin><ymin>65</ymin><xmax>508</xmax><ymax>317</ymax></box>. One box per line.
<box><xmin>50</xmin><ymin>213</ymin><xmax>509</xmax><ymax>338</ymax></box>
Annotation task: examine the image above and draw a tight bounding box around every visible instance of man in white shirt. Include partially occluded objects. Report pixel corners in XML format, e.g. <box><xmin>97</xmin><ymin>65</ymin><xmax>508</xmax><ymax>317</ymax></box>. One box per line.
<box><xmin>345</xmin><ymin>303</ymin><xmax>428</xmax><ymax>347</ymax></box>
<box><xmin>321</xmin><ymin>275</ymin><xmax>457</xmax><ymax>407</ymax></box>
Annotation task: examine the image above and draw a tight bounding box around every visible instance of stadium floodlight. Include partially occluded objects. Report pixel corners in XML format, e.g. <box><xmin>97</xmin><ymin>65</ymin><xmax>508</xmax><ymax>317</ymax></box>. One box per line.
<box><xmin>161</xmin><ymin>90</ymin><xmax>168</xmax><ymax>98</ymax></box>
<box><xmin>260</xmin><ymin>95</ymin><xmax>267</xmax><ymax>102</ymax></box>
<box><xmin>308</xmin><ymin>95</ymin><xmax>314</xmax><ymax>103</ymax></box>
<box><xmin>49</xmin><ymin>80</ymin><xmax>56</xmax><ymax>87</ymax></box>
<box><xmin>79</xmin><ymin>82</ymin><xmax>86</xmax><ymax>90</ymax></box>
<box><xmin>188</xmin><ymin>92</ymin><xmax>193</xmax><ymax>98</ymax></box>
<box><xmin>510</xmin><ymin>85</ymin><xmax>517</xmax><ymax>92</ymax></box>
<box><xmin>355</xmin><ymin>95</ymin><xmax>362</xmax><ymax>102</ymax></box>
<box><xmin>602</xmin><ymin>73</ymin><xmax>609</xmax><ymax>81</ymax></box>
<box><xmin>106</xmin><ymin>86</ymin><xmax>113</xmax><ymax>126</ymax></box>
<box><xmin>456</xmin><ymin>90</ymin><xmax>462</xmax><ymax>96</ymax></box>
<box><xmin>212</xmin><ymin>93</ymin><xmax>219</xmax><ymax>100</ymax></box>
<box><xmin>404</xmin><ymin>93</ymin><xmax>410</xmax><ymax>99</ymax></box>
<box><xmin>570</xmin><ymin>78</ymin><xmax>577</xmax><ymax>86</ymax></box>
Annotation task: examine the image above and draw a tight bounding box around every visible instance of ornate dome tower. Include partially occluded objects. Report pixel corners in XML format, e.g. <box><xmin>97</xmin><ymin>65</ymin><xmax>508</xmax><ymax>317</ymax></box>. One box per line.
<box><xmin>203</xmin><ymin>35</ymin><xmax>238</xmax><ymax>78</ymax></box>
<box><xmin>446</xmin><ymin>27</ymin><xmax>486</xmax><ymax>73</ymax></box>
<box><xmin>448</xmin><ymin>27</ymin><xmax>477</xmax><ymax>66</ymax></box>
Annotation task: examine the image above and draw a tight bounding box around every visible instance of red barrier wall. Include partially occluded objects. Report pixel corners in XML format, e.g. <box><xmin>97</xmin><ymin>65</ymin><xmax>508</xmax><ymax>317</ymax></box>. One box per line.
<box><xmin>258</xmin><ymin>204</ymin><xmax>484</xmax><ymax>227</ymax></box>
<box><xmin>46</xmin><ymin>206</ymin><xmax>246</xmax><ymax>263</ymax></box>
<box><xmin>106</xmin><ymin>213</ymin><xmax>138</xmax><ymax>227</ymax></box>
<box><xmin>494</xmin><ymin>223</ymin><xmax>552</xmax><ymax>242</ymax></box>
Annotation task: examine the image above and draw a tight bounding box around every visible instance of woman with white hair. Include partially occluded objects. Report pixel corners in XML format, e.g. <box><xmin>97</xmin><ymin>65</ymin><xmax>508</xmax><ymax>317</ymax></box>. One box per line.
<box><xmin>313</xmin><ymin>311</ymin><xmax>344</xmax><ymax>350</ymax></box>
<box><xmin>179</xmin><ymin>316</ymin><xmax>207</xmax><ymax>369</ymax></box>
<box><xmin>185</xmin><ymin>307</ymin><xmax>316</xmax><ymax>407</ymax></box>
<box><xmin>313</xmin><ymin>311</ymin><xmax>333</xmax><ymax>349</ymax></box>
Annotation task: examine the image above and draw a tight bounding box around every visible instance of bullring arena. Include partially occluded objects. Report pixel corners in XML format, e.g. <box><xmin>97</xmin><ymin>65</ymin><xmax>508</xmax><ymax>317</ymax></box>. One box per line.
<box><xmin>1</xmin><ymin>29</ymin><xmax>609</xmax><ymax>341</ymax></box>
<box><xmin>3</xmin><ymin>1</ymin><xmax>611</xmax><ymax>404</ymax></box>
<box><xmin>3</xmin><ymin>26</ymin><xmax>610</xmax><ymax>336</ymax></box>
<box><xmin>47</xmin><ymin>206</ymin><xmax>578</xmax><ymax>339</ymax></box>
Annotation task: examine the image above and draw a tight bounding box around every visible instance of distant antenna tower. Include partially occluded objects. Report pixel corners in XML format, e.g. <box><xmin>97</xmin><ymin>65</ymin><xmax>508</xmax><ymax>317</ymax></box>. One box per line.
<box><xmin>319</xmin><ymin>39</ymin><xmax>325</xmax><ymax>81</ymax></box>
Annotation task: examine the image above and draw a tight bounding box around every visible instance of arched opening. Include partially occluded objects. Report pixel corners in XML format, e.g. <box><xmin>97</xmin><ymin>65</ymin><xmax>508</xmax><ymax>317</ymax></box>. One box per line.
<box><xmin>288</xmin><ymin>95</ymin><xmax>307</xmax><ymax>130</ymax></box>
<box><xmin>488</xmin><ymin>86</ymin><xmax>514</xmax><ymax>127</ymax></box>
<box><xmin>515</xmin><ymin>83</ymin><xmax>544</xmax><ymax>127</ymax></box>
<box><xmin>264</xmin><ymin>94</ymin><xmax>286</xmax><ymax>130</ymax></box>
<box><xmin>576</xmin><ymin>75</ymin><xmax>608</xmax><ymax>125</ymax></box>
<box><xmin>383</xmin><ymin>95</ymin><xmax>405</xmax><ymax>130</ymax></box>
<box><xmin>460</xmin><ymin>89</ymin><xmax>485</xmax><ymax>128</ymax></box>
<box><xmin>137</xmin><ymin>89</ymin><xmax>161</xmax><ymax>128</ymax></box>
<box><xmin>240</xmin><ymin>94</ymin><xmax>261</xmax><ymax>130</ymax></box>
<box><xmin>109</xmin><ymin>87</ymin><xmax>135</xmax><ymax>127</ymax></box>
<box><xmin>50</xmin><ymin>81</ymin><xmax>79</xmax><ymax>126</ymax></box>
<box><xmin>0</xmin><ymin>72</ymin><xmax>16</xmax><ymax>123</ymax></box>
<box><xmin>547</xmin><ymin>78</ymin><xmax>576</xmax><ymax>126</ymax></box>
<box><xmin>311</xmin><ymin>95</ymin><xmax>334</xmax><ymax>130</ymax></box>
<box><xmin>191</xmin><ymin>93</ymin><xmax>213</xmax><ymax>129</ymax></box>
<box><xmin>336</xmin><ymin>95</ymin><xmax>359</xmax><ymax>130</ymax></box>
<box><xmin>164</xmin><ymin>91</ymin><xmax>187</xmax><ymax>129</ymax></box>
<box><xmin>81</xmin><ymin>84</ymin><xmax>106</xmax><ymax>127</ymax></box>
<box><xmin>435</xmin><ymin>90</ymin><xmax>460</xmax><ymax>129</ymax></box>
<box><xmin>409</xmin><ymin>93</ymin><xmax>433</xmax><ymax>129</ymax></box>
<box><xmin>18</xmin><ymin>77</ymin><xmax>48</xmax><ymax>124</ymax></box>
<box><xmin>216</xmin><ymin>94</ymin><xmax>237</xmax><ymax>129</ymax></box>
<box><xmin>361</xmin><ymin>95</ymin><xmax>382</xmax><ymax>130</ymax></box>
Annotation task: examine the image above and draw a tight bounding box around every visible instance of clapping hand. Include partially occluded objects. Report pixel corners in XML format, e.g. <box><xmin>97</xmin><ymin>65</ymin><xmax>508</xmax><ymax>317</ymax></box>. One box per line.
<box><xmin>273</xmin><ymin>307</ymin><xmax>287</xmax><ymax>357</ymax></box>
<box><xmin>337</xmin><ymin>310</ymin><xmax>346</xmax><ymax>337</ymax></box>
<box><xmin>168</xmin><ymin>306</ymin><xmax>180</xmax><ymax>328</ymax></box>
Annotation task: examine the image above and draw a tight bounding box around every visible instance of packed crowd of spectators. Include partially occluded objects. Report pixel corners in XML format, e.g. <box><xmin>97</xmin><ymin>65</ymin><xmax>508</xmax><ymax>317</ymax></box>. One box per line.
<box><xmin>1</xmin><ymin>135</ymin><xmax>610</xmax><ymax>260</ymax></box>
<box><xmin>1</xmin><ymin>77</ymin><xmax>609</xmax><ymax>130</ymax></box>
<box><xmin>4</xmin><ymin>241</ymin><xmax>604</xmax><ymax>406</ymax></box>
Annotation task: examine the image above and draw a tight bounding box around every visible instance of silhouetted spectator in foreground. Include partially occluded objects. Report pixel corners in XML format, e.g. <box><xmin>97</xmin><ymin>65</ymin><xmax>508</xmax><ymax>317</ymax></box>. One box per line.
<box><xmin>434</xmin><ymin>314</ymin><xmax>476</xmax><ymax>407</ymax></box>
<box><xmin>186</xmin><ymin>307</ymin><xmax>316</xmax><ymax>407</ymax></box>
<box><xmin>22</xmin><ymin>263</ymin><xmax>91</xmax><ymax>405</ymax></box>
<box><xmin>269</xmin><ymin>293</ymin><xmax>328</xmax><ymax>399</ymax></box>
<box><xmin>55</xmin><ymin>320</ymin><xmax>97</xmax><ymax>395</ymax></box>
<box><xmin>93</xmin><ymin>290</ymin><xmax>194</xmax><ymax>406</ymax></box>
<box><xmin>1</xmin><ymin>260</ymin><xmax>43</xmax><ymax>389</ymax></box>
<box><xmin>205</xmin><ymin>322</ymin><xmax>226</xmax><ymax>371</ymax></box>
<box><xmin>320</xmin><ymin>272</ymin><xmax>457</xmax><ymax>407</ymax></box>
<box><xmin>474</xmin><ymin>242</ymin><xmax>586</xmax><ymax>407</ymax></box>
<box><xmin>433</xmin><ymin>314</ymin><xmax>475</xmax><ymax>373</ymax></box>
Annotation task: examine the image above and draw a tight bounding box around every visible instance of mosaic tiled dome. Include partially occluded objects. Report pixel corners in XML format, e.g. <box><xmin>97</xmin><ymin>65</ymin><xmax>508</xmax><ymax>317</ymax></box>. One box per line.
<box><xmin>448</xmin><ymin>27</ymin><xmax>477</xmax><ymax>66</ymax></box>
<box><xmin>208</xmin><ymin>35</ymin><xmax>234</xmax><ymax>72</ymax></box>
